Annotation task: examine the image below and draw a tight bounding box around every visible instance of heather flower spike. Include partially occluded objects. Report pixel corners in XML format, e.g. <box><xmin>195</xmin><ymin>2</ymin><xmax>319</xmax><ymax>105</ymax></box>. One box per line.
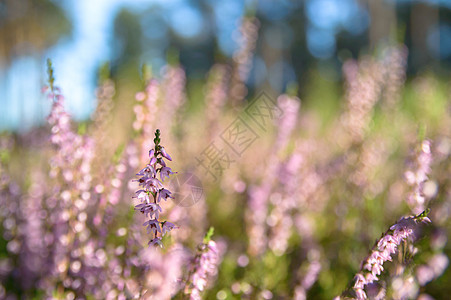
<box><xmin>343</xmin><ymin>209</ymin><xmax>432</xmax><ymax>299</ymax></box>
<box><xmin>134</xmin><ymin>129</ymin><xmax>177</xmax><ymax>247</ymax></box>
<box><xmin>185</xmin><ymin>227</ymin><xmax>220</xmax><ymax>300</ymax></box>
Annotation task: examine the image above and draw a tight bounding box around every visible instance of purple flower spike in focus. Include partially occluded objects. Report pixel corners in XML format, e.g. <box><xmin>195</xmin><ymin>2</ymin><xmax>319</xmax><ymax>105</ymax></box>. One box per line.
<box><xmin>133</xmin><ymin>129</ymin><xmax>178</xmax><ymax>247</ymax></box>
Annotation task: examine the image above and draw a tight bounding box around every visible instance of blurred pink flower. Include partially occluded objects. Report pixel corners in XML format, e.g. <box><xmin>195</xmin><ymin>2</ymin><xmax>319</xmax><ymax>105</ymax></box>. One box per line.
<box><xmin>349</xmin><ymin>212</ymin><xmax>431</xmax><ymax>299</ymax></box>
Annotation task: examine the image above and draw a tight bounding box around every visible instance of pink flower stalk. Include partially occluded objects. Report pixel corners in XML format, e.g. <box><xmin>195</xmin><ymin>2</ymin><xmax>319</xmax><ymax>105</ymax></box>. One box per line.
<box><xmin>162</xmin><ymin>65</ymin><xmax>187</xmax><ymax>113</ymax></box>
<box><xmin>133</xmin><ymin>77</ymin><xmax>160</xmax><ymax>163</ymax></box>
<box><xmin>341</xmin><ymin>57</ymin><xmax>384</xmax><ymax>143</ymax></box>
<box><xmin>91</xmin><ymin>78</ymin><xmax>116</xmax><ymax>169</ymax></box>
<box><xmin>204</xmin><ymin>64</ymin><xmax>231</xmax><ymax>139</ymax></box>
<box><xmin>246</xmin><ymin>94</ymin><xmax>300</xmax><ymax>256</ymax></box>
<box><xmin>185</xmin><ymin>228</ymin><xmax>221</xmax><ymax>300</ymax></box>
<box><xmin>44</xmin><ymin>61</ymin><xmax>97</xmax><ymax>293</ymax></box>
<box><xmin>268</xmin><ymin>143</ymin><xmax>306</xmax><ymax>255</ymax></box>
<box><xmin>294</xmin><ymin>258</ymin><xmax>321</xmax><ymax>300</ymax></box>
<box><xmin>275</xmin><ymin>95</ymin><xmax>301</xmax><ymax>149</ymax></box>
<box><xmin>93</xmin><ymin>151</ymin><xmax>128</xmax><ymax>227</ymax></box>
<box><xmin>234</xmin><ymin>16</ymin><xmax>259</xmax><ymax>82</ymax></box>
<box><xmin>381</xmin><ymin>45</ymin><xmax>408</xmax><ymax>108</ymax></box>
<box><xmin>134</xmin><ymin>129</ymin><xmax>178</xmax><ymax>247</ymax></box>
<box><xmin>405</xmin><ymin>140</ymin><xmax>432</xmax><ymax>214</ymax></box>
<box><xmin>21</xmin><ymin>171</ymin><xmax>47</xmax><ymax>288</ymax></box>
<box><xmin>159</xmin><ymin>64</ymin><xmax>187</xmax><ymax>135</ymax></box>
<box><xmin>349</xmin><ymin>210</ymin><xmax>431</xmax><ymax>299</ymax></box>
<box><xmin>46</xmin><ymin>89</ymin><xmax>84</xmax><ymax>181</ymax></box>
<box><xmin>91</xmin><ymin>78</ymin><xmax>115</xmax><ymax>138</ymax></box>
<box><xmin>230</xmin><ymin>16</ymin><xmax>260</xmax><ymax>105</ymax></box>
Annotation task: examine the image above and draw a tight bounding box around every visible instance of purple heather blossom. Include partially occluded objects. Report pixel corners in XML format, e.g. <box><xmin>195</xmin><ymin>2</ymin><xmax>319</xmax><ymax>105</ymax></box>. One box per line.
<box><xmin>136</xmin><ymin>177</ymin><xmax>162</xmax><ymax>193</ymax></box>
<box><xmin>186</xmin><ymin>240</ymin><xmax>220</xmax><ymax>299</ymax></box>
<box><xmin>132</xmin><ymin>78</ymin><xmax>159</xmax><ymax>154</ymax></box>
<box><xmin>341</xmin><ymin>56</ymin><xmax>385</xmax><ymax>143</ymax></box>
<box><xmin>161</xmin><ymin>221</ymin><xmax>178</xmax><ymax>235</ymax></box>
<box><xmin>229</xmin><ymin>17</ymin><xmax>260</xmax><ymax>105</ymax></box>
<box><xmin>246</xmin><ymin>94</ymin><xmax>300</xmax><ymax>257</ymax></box>
<box><xmin>144</xmin><ymin>219</ymin><xmax>162</xmax><ymax>236</ymax></box>
<box><xmin>134</xmin><ymin>129</ymin><xmax>177</xmax><ymax>247</ymax></box>
<box><xmin>204</xmin><ymin>64</ymin><xmax>231</xmax><ymax>139</ymax></box>
<box><xmin>148</xmin><ymin>237</ymin><xmax>163</xmax><ymax>247</ymax></box>
<box><xmin>349</xmin><ymin>212</ymin><xmax>431</xmax><ymax>299</ymax></box>
<box><xmin>160</xmin><ymin>166</ymin><xmax>175</xmax><ymax>181</ymax></box>
<box><xmin>381</xmin><ymin>45</ymin><xmax>408</xmax><ymax>108</ymax></box>
<box><xmin>136</xmin><ymin>164</ymin><xmax>156</xmax><ymax>178</ymax></box>
<box><xmin>160</xmin><ymin>147</ymin><xmax>172</xmax><ymax>161</ymax></box>
<box><xmin>135</xmin><ymin>190</ymin><xmax>151</xmax><ymax>203</ymax></box>
<box><xmin>405</xmin><ymin>140</ymin><xmax>432</xmax><ymax>214</ymax></box>
<box><xmin>158</xmin><ymin>188</ymin><xmax>174</xmax><ymax>202</ymax></box>
<box><xmin>294</xmin><ymin>257</ymin><xmax>321</xmax><ymax>300</ymax></box>
<box><xmin>135</xmin><ymin>202</ymin><xmax>162</xmax><ymax>219</ymax></box>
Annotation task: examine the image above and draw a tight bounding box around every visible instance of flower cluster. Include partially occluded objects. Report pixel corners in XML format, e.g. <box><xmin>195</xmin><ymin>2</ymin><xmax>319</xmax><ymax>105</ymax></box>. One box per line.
<box><xmin>134</xmin><ymin>129</ymin><xmax>177</xmax><ymax>247</ymax></box>
<box><xmin>341</xmin><ymin>56</ymin><xmax>385</xmax><ymax>143</ymax></box>
<box><xmin>352</xmin><ymin>210</ymin><xmax>431</xmax><ymax>299</ymax></box>
<box><xmin>405</xmin><ymin>140</ymin><xmax>432</xmax><ymax>214</ymax></box>
<box><xmin>185</xmin><ymin>228</ymin><xmax>220</xmax><ymax>300</ymax></box>
<box><xmin>230</xmin><ymin>16</ymin><xmax>260</xmax><ymax>104</ymax></box>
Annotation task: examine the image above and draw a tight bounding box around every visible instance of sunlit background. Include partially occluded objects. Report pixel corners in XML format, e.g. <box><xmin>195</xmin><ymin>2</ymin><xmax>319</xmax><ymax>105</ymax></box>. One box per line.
<box><xmin>1</xmin><ymin>0</ymin><xmax>451</xmax><ymax>131</ymax></box>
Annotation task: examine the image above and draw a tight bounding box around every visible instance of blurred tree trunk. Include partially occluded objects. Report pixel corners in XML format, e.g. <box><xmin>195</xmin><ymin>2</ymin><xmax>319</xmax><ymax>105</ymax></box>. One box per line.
<box><xmin>366</xmin><ymin>0</ymin><xmax>397</xmax><ymax>49</ymax></box>
<box><xmin>410</xmin><ymin>2</ymin><xmax>439</xmax><ymax>68</ymax></box>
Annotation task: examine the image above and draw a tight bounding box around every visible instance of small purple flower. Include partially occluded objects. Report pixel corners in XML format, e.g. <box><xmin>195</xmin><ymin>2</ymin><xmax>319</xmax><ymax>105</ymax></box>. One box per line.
<box><xmin>160</xmin><ymin>166</ymin><xmax>175</xmax><ymax>181</ymax></box>
<box><xmin>421</xmin><ymin>216</ymin><xmax>431</xmax><ymax>224</ymax></box>
<box><xmin>136</xmin><ymin>190</ymin><xmax>151</xmax><ymax>203</ymax></box>
<box><xmin>136</xmin><ymin>164</ymin><xmax>156</xmax><ymax>178</ymax></box>
<box><xmin>144</xmin><ymin>219</ymin><xmax>162</xmax><ymax>235</ymax></box>
<box><xmin>148</xmin><ymin>237</ymin><xmax>163</xmax><ymax>247</ymax></box>
<box><xmin>160</xmin><ymin>158</ymin><xmax>166</xmax><ymax>167</ymax></box>
<box><xmin>143</xmin><ymin>177</ymin><xmax>163</xmax><ymax>193</ymax></box>
<box><xmin>158</xmin><ymin>188</ymin><xmax>174</xmax><ymax>202</ymax></box>
<box><xmin>364</xmin><ymin>272</ymin><xmax>378</xmax><ymax>284</ymax></box>
<box><xmin>161</xmin><ymin>221</ymin><xmax>178</xmax><ymax>235</ymax></box>
<box><xmin>377</xmin><ymin>235</ymin><xmax>397</xmax><ymax>254</ymax></box>
<box><xmin>160</xmin><ymin>147</ymin><xmax>172</xmax><ymax>161</ymax></box>
<box><xmin>354</xmin><ymin>273</ymin><xmax>366</xmax><ymax>289</ymax></box>
<box><xmin>135</xmin><ymin>203</ymin><xmax>162</xmax><ymax>219</ymax></box>
<box><xmin>355</xmin><ymin>288</ymin><xmax>367</xmax><ymax>300</ymax></box>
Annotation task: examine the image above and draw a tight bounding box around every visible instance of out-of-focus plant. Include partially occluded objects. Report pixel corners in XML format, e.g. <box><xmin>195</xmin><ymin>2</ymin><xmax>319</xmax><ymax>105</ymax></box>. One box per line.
<box><xmin>1</xmin><ymin>20</ymin><xmax>451</xmax><ymax>300</ymax></box>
